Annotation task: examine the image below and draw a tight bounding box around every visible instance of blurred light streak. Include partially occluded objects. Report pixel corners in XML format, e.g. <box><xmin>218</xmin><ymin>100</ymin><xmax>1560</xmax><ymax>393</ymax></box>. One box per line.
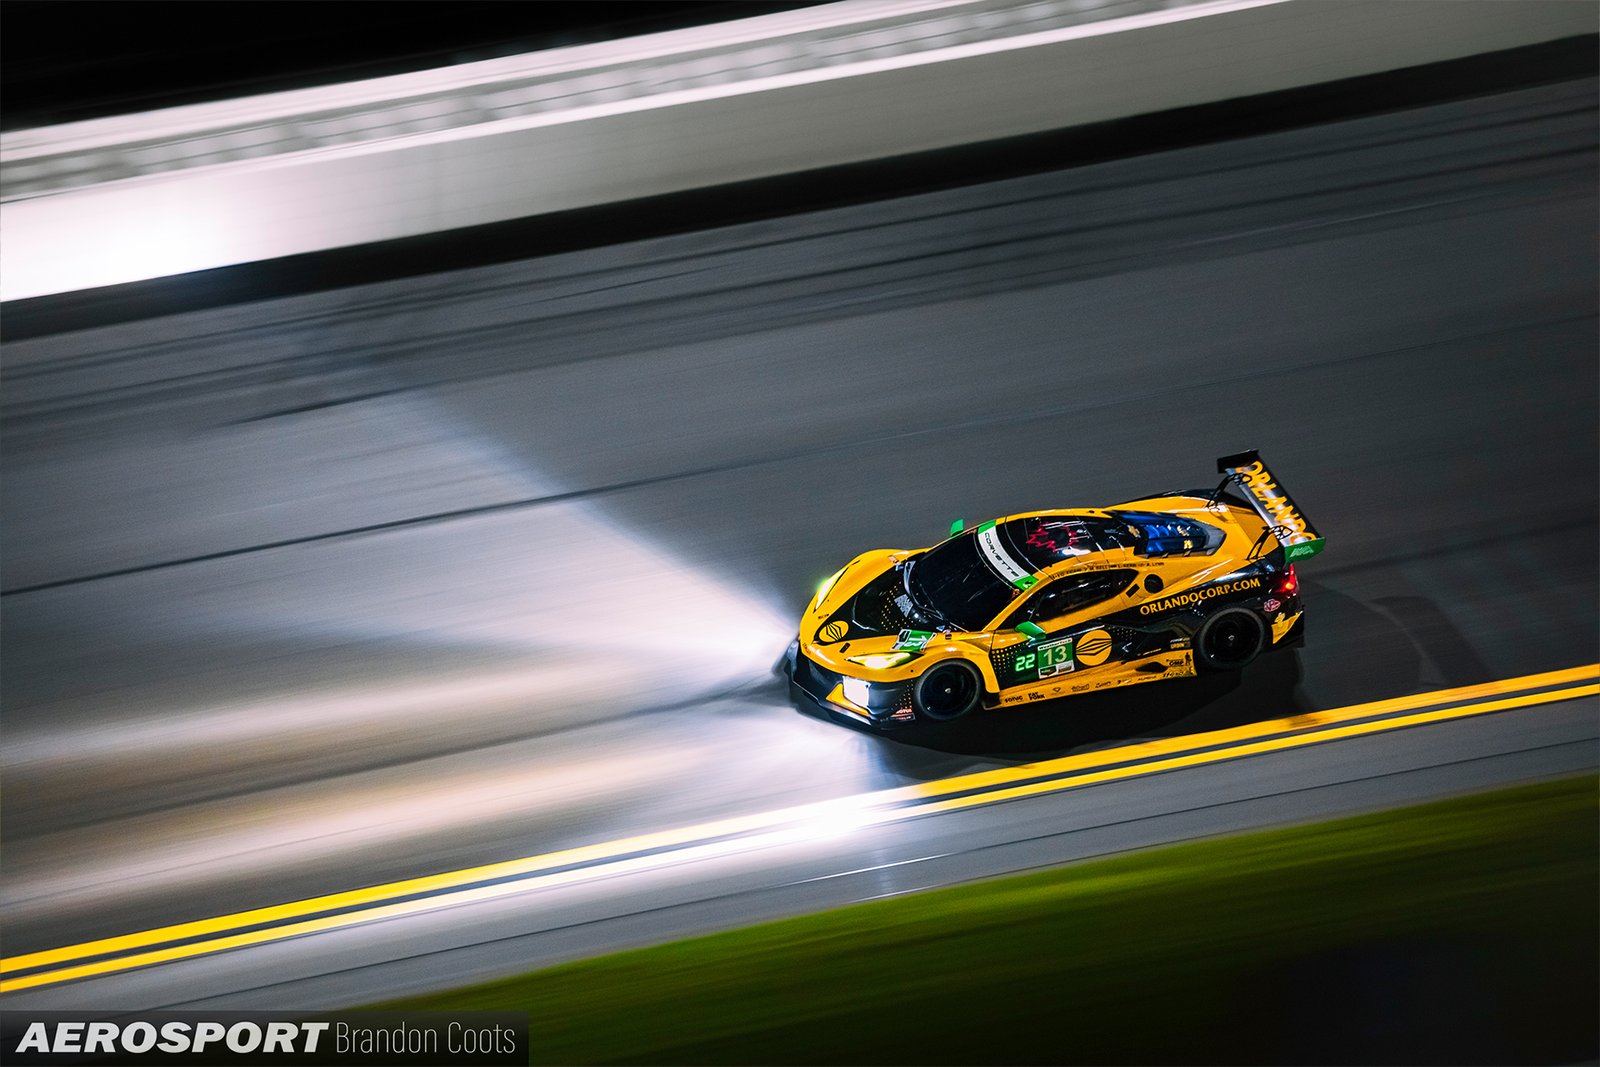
<box><xmin>1</xmin><ymin>747</ymin><xmax>688</xmax><ymax>916</ymax></box>
<box><xmin>5</xmin><ymin>391</ymin><xmax>795</xmax><ymax>771</ymax></box>
<box><xmin>0</xmin><ymin>180</ymin><xmax>238</xmax><ymax>298</ymax></box>
<box><xmin>7</xmin><ymin>669</ymin><xmax>1595</xmax><ymax>993</ymax></box>
<box><xmin>5</xmin><ymin>665</ymin><xmax>615</xmax><ymax>770</ymax></box>
<box><xmin>3</xmin><ymin>390</ymin><xmax>828</xmax><ymax>928</ymax></box>
<box><xmin>4</xmin><ymin>781</ymin><xmax>917</xmax><ymax>980</ymax></box>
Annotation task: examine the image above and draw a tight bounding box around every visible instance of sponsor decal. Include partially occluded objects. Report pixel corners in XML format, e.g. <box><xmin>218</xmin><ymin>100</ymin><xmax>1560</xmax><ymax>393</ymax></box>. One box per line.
<box><xmin>1036</xmin><ymin>638</ymin><xmax>1075</xmax><ymax>677</ymax></box>
<box><xmin>1272</xmin><ymin>611</ymin><xmax>1303</xmax><ymax>644</ymax></box>
<box><xmin>1008</xmin><ymin>636</ymin><xmax>1075</xmax><ymax>684</ymax></box>
<box><xmin>976</xmin><ymin>526</ymin><xmax>1032</xmax><ymax>587</ymax></box>
<box><xmin>1262</xmin><ymin>597</ymin><xmax>1282</xmax><ymax>614</ymax></box>
<box><xmin>1071</xmin><ymin>682</ymin><xmax>1092</xmax><ymax>693</ymax></box>
<box><xmin>1284</xmin><ymin>538</ymin><xmax>1325</xmax><ymax>561</ymax></box>
<box><xmin>819</xmin><ymin>620</ymin><xmax>848</xmax><ymax>642</ymax></box>
<box><xmin>1139</xmin><ymin>576</ymin><xmax>1263</xmax><ymax>617</ymax></box>
<box><xmin>894</xmin><ymin>629</ymin><xmax>933</xmax><ymax>651</ymax></box>
<box><xmin>1075</xmin><ymin>628</ymin><xmax>1113</xmax><ymax>667</ymax></box>
<box><xmin>1235</xmin><ymin>461</ymin><xmax>1313</xmax><ymax>541</ymax></box>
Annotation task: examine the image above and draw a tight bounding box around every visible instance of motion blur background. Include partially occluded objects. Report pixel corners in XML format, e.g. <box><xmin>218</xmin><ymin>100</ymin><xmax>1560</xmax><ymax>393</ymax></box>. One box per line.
<box><xmin>2</xmin><ymin>1</ymin><xmax>1596</xmax><ymax>1060</ymax></box>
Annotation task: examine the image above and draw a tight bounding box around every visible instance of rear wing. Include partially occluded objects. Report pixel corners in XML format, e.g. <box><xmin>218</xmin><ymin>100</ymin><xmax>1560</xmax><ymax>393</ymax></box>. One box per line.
<box><xmin>1216</xmin><ymin>450</ymin><xmax>1325</xmax><ymax>562</ymax></box>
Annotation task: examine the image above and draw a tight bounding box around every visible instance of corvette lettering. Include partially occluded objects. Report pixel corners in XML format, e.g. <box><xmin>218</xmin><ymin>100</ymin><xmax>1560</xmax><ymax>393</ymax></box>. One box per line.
<box><xmin>976</xmin><ymin>526</ymin><xmax>1031</xmax><ymax>587</ymax></box>
<box><xmin>1139</xmin><ymin>576</ymin><xmax>1262</xmax><ymax>616</ymax></box>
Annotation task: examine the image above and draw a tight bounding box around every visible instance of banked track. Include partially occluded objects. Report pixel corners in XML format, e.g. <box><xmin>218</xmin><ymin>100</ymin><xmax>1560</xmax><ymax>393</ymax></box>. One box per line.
<box><xmin>2</xmin><ymin>76</ymin><xmax>1596</xmax><ymax>1009</ymax></box>
<box><xmin>3</xmin><ymin>665</ymin><xmax>1596</xmax><ymax>996</ymax></box>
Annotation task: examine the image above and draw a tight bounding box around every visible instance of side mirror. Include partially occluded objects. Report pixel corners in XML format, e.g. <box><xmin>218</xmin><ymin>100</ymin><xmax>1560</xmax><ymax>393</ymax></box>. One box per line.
<box><xmin>948</xmin><ymin>519</ymin><xmax>965</xmax><ymax>537</ymax></box>
<box><xmin>1015</xmin><ymin>621</ymin><xmax>1046</xmax><ymax>642</ymax></box>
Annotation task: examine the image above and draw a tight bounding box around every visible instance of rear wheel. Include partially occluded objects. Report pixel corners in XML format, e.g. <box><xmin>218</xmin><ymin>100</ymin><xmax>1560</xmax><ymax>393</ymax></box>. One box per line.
<box><xmin>1196</xmin><ymin>608</ymin><xmax>1266</xmax><ymax>671</ymax></box>
<box><xmin>914</xmin><ymin>661</ymin><xmax>983</xmax><ymax>721</ymax></box>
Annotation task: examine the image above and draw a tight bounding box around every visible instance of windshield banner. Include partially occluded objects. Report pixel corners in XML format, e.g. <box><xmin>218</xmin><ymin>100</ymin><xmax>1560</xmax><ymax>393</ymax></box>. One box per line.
<box><xmin>975</xmin><ymin>525</ymin><xmax>1032</xmax><ymax>588</ymax></box>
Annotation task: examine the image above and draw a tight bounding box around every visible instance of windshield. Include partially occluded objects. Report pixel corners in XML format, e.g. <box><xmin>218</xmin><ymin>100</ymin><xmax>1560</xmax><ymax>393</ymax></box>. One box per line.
<box><xmin>906</xmin><ymin>533</ymin><xmax>1021</xmax><ymax>631</ymax></box>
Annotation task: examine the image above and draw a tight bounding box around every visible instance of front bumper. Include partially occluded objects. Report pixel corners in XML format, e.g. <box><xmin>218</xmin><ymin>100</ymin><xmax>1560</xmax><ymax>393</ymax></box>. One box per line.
<box><xmin>789</xmin><ymin>645</ymin><xmax>916</xmax><ymax>726</ymax></box>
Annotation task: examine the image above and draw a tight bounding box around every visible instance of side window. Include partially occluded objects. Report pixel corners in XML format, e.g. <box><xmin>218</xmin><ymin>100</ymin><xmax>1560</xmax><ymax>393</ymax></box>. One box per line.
<box><xmin>1003</xmin><ymin>570</ymin><xmax>1136</xmax><ymax>629</ymax></box>
<box><xmin>1113</xmin><ymin>512</ymin><xmax>1225</xmax><ymax>557</ymax></box>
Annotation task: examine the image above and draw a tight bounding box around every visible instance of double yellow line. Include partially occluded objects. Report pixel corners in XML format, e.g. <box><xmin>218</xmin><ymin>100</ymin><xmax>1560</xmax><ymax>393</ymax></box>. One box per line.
<box><xmin>4</xmin><ymin>664</ymin><xmax>1595</xmax><ymax>994</ymax></box>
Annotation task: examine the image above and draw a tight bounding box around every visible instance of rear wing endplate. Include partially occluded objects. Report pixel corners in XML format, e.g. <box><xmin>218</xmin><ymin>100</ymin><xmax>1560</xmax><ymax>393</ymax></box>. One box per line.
<box><xmin>1216</xmin><ymin>450</ymin><xmax>1325</xmax><ymax>562</ymax></box>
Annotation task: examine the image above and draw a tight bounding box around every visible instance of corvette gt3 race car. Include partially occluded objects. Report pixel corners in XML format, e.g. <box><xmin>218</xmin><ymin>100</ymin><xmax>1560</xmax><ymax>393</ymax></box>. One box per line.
<box><xmin>785</xmin><ymin>450</ymin><xmax>1323</xmax><ymax>729</ymax></box>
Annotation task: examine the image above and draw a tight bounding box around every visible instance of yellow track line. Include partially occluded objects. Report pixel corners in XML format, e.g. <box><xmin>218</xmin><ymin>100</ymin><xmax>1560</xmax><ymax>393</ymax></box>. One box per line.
<box><xmin>6</xmin><ymin>680</ymin><xmax>1595</xmax><ymax>995</ymax></box>
<box><xmin>4</xmin><ymin>664</ymin><xmax>1595</xmax><ymax>991</ymax></box>
<box><xmin>918</xmin><ymin>684</ymin><xmax>1600</xmax><ymax>815</ymax></box>
<box><xmin>905</xmin><ymin>663</ymin><xmax>1599</xmax><ymax>803</ymax></box>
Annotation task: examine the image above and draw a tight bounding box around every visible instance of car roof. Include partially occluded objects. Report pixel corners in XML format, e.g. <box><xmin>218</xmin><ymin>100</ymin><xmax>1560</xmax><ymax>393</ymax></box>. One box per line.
<box><xmin>981</xmin><ymin>500</ymin><xmax>1247</xmax><ymax>581</ymax></box>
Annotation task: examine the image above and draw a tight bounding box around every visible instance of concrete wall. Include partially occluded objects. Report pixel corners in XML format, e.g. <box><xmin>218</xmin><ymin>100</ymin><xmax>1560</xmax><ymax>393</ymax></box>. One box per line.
<box><xmin>1</xmin><ymin>0</ymin><xmax>1593</xmax><ymax>301</ymax></box>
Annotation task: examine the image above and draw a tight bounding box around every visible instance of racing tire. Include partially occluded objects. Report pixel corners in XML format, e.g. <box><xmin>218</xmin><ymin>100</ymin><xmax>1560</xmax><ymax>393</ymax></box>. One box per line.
<box><xmin>1195</xmin><ymin>607</ymin><xmax>1266</xmax><ymax>671</ymax></box>
<box><xmin>913</xmin><ymin>660</ymin><xmax>983</xmax><ymax>721</ymax></box>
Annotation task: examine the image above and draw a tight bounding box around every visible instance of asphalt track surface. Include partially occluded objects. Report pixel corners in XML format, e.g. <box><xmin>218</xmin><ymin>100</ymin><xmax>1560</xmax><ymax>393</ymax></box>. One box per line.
<box><xmin>2</xmin><ymin>76</ymin><xmax>1596</xmax><ymax>1010</ymax></box>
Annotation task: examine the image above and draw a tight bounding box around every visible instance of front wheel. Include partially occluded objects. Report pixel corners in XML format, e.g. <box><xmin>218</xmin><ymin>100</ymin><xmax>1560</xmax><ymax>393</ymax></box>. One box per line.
<box><xmin>913</xmin><ymin>661</ymin><xmax>983</xmax><ymax>721</ymax></box>
<box><xmin>1195</xmin><ymin>607</ymin><xmax>1266</xmax><ymax>671</ymax></box>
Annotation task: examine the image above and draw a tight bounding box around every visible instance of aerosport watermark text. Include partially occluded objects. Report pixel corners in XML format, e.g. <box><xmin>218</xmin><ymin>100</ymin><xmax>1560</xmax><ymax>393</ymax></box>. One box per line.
<box><xmin>2</xmin><ymin>1012</ymin><xmax>525</xmax><ymax>1065</ymax></box>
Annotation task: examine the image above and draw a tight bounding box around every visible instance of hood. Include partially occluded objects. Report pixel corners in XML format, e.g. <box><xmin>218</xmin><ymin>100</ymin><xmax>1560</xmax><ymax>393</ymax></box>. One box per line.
<box><xmin>808</xmin><ymin>551</ymin><xmax>945</xmax><ymax>646</ymax></box>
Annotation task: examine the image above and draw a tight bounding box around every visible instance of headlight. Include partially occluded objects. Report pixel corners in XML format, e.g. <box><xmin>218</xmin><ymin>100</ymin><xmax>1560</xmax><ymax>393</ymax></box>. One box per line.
<box><xmin>847</xmin><ymin>652</ymin><xmax>915</xmax><ymax>670</ymax></box>
<box><xmin>813</xmin><ymin>566</ymin><xmax>847</xmax><ymax>607</ymax></box>
<box><xmin>842</xmin><ymin>677</ymin><xmax>872</xmax><ymax>708</ymax></box>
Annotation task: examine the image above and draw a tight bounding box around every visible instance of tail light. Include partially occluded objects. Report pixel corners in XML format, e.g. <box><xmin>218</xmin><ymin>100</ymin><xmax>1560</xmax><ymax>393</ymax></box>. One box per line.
<box><xmin>1276</xmin><ymin>564</ymin><xmax>1299</xmax><ymax>597</ymax></box>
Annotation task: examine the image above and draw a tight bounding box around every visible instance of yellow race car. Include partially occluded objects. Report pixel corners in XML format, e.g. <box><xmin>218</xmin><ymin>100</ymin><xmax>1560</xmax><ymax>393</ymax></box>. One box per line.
<box><xmin>785</xmin><ymin>450</ymin><xmax>1323</xmax><ymax>729</ymax></box>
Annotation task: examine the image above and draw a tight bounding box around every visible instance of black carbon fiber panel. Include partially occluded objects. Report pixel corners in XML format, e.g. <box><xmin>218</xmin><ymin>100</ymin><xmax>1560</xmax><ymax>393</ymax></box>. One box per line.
<box><xmin>791</xmin><ymin>653</ymin><xmax>840</xmax><ymax>704</ymax></box>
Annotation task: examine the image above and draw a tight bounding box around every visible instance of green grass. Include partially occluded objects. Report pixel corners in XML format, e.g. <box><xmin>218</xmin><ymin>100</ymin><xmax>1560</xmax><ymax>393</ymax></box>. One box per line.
<box><xmin>383</xmin><ymin>776</ymin><xmax>1599</xmax><ymax>1065</ymax></box>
